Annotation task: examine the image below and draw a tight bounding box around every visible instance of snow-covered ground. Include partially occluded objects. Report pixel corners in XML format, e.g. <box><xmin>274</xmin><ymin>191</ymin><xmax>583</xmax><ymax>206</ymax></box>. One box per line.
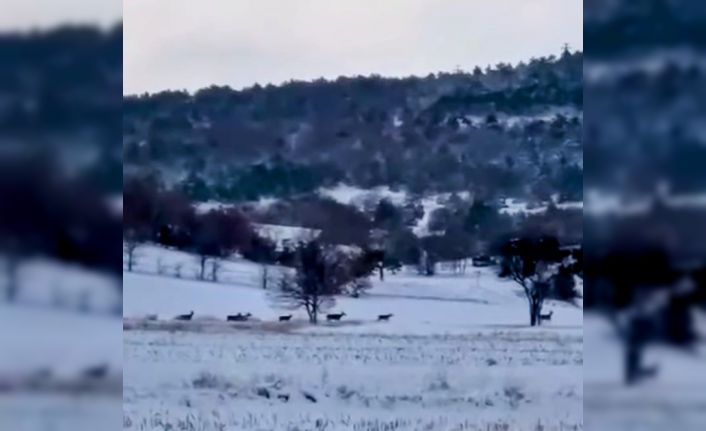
<box><xmin>584</xmin><ymin>313</ymin><xmax>706</xmax><ymax>431</ymax></box>
<box><xmin>194</xmin><ymin>185</ymin><xmax>584</xmax><ymax>240</ymax></box>
<box><xmin>319</xmin><ymin>184</ymin><xmax>408</xmax><ymax>208</ymax></box>
<box><xmin>0</xmin><ymin>305</ymin><xmax>122</xmax><ymax>381</ymax></box>
<box><xmin>0</xmin><ymin>306</ymin><xmax>122</xmax><ymax>431</ymax></box>
<box><xmin>585</xmin><ymin>189</ymin><xmax>706</xmax><ymax>216</ymax></box>
<box><xmin>319</xmin><ymin>185</ymin><xmax>482</xmax><ymax>237</ymax></box>
<box><xmin>123</xmin><ymin>244</ymin><xmax>582</xmax><ymax>430</ymax></box>
<box><xmin>0</xmin><ymin>259</ymin><xmax>122</xmax><ymax>431</ymax></box>
<box><xmin>124</xmin><ymin>328</ymin><xmax>581</xmax><ymax>431</ymax></box>
<box><xmin>319</xmin><ymin>184</ymin><xmax>583</xmax><ymax>235</ymax></box>
<box><xmin>0</xmin><ymin>394</ymin><xmax>121</xmax><ymax>431</ymax></box>
<box><xmin>499</xmin><ymin>198</ymin><xmax>583</xmax><ymax>216</ymax></box>
<box><xmin>1</xmin><ymin>257</ymin><xmax>120</xmax><ymax>315</ymax></box>
<box><xmin>253</xmin><ymin>223</ymin><xmax>321</xmax><ymax>249</ymax></box>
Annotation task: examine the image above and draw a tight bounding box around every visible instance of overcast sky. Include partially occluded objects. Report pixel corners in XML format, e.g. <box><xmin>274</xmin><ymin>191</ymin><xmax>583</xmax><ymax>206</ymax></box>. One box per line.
<box><xmin>124</xmin><ymin>0</ymin><xmax>582</xmax><ymax>95</ymax></box>
<box><xmin>0</xmin><ymin>0</ymin><xmax>120</xmax><ymax>30</ymax></box>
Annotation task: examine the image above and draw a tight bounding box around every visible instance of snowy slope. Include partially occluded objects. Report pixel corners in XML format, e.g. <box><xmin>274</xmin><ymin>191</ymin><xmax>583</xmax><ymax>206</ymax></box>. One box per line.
<box><xmin>192</xmin><ymin>186</ymin><xmax>583</xmax><ymax>241</ymax></box>
<box><xmin>499</xmin><ymin>198</ymin><xmax>583</xmax><ymax>216</ymax></box>
<box><xmin>318</xmin><ymin>184</ymin><xmax>407</xmax><ymax>207</ymax></box>
<box><xmin>123</xmin><ymin>245</ymin><xmax>582</xmax><ymax>335</ymax></box>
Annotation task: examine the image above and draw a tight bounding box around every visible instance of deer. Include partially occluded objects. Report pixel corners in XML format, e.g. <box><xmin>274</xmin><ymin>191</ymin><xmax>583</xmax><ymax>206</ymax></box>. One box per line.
<box><xmin>227</xmin><ymin>313</ymin><xmax>252</xmax><ymax>322</ymax></box>
<box><xmin>326</xmin><ymin>312</ymin><xmax>346</xmax><ymax>321</ymax></box>
<box><xmin>82</xmin><ymin>363</ymin><xmax>109</xmax><ymax>380</ymax></box>
<box><xmin>302</xmin><ymin>391</ymin><xmax>317</xmax><ymax>403</ymax></box>
<box><xmin>279</xmin><ymin>314</ymin><xmax>293</xmax><ymax>322</ymax></box>
<box><xmin>377</xmin><ymin>313</ymin><xmax>393</xmax><ymax>321</ymax></box>
<box><xmin>174</xmin><ymin>311</ymin><xmax>194</xmax><ymax>321</ymax></box>
<box><xmin>539</xmin><ymin>310</ymin><xmax>553</xmax><ymax>321</ymax></box>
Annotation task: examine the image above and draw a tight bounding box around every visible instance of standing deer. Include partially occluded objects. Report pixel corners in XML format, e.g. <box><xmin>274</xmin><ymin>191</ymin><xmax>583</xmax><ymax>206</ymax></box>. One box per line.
<box><xmin>82</xmin><ymin>363</ymin><xmax>109</xmax><ymax>379</ymax></box>
<box><xmin>174</xmin><ymin>311</ymin><xmax>194</xmax><ymax>321</ymax></box>
<box><xmin>326</xmin><ymin>312</ymin><xmax>346</xmax><ymax>321</ymax></box>
<box><xmin>539</xmin><ymin>310</ymin><xmax>553</xmax><ymax>321</ymax></box>
<box><xmin>227</xmin><ymin>313</ymin><xmax>252</xmax><ymax>322</ymax></box>
<box><xmin>279</xmin><ymin>314</ymin><xmax>293</xmax><ymax>322</ymax></box>
<box><xmin>377</xmin><ymin>313</ymin><xmax>393</xmax><ymax>321</ymax></box>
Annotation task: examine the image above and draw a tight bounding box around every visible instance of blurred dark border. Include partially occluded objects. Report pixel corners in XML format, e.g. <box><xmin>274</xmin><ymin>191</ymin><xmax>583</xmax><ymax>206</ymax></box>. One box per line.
<box><xmin>585</xmin><ymin>1</ymin><xmax>706</xmax><ymax>430</ymax></box>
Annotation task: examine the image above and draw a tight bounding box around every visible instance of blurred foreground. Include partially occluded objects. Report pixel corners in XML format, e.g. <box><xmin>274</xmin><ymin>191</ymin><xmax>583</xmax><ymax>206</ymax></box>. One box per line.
<box><xmin>0</xmin><ymin>17</ymin><xmax>121</xmax><ymax>431</ymax></box>
<box><xmin>585</xmin><ymin>1</ymin><xmax>706</xmax><ymax>430</ymax></box>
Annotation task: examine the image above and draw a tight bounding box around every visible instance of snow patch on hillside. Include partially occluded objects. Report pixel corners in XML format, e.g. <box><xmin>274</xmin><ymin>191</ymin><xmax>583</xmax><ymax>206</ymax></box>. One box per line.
<box><xmin>319</xmin><ymin>184</ymin><xmax>408</xmax><ymax>207</ymax></box>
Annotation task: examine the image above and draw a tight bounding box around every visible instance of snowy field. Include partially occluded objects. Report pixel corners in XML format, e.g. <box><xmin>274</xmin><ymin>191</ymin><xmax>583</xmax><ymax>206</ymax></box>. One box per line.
<box><xmin>123</xmin><ymin>244</ymin><xmax>583</xmax><ymax>430</ymax></box>
<box><xmin>0</xmin><ymin>258</ymin><xmax>122</xmax><ymax>431</ymax></box>
<box><xmin>584</xmin><ymin>313</ymin><xmax>706</xmax><ymax>431</ymax></box>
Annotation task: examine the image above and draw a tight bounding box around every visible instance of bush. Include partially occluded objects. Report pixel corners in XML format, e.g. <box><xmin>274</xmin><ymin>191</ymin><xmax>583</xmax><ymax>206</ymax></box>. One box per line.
<box><xmin>551</xmin><ymin>265</ymin><xmax>579</xmax><ymax>301</ymax></box>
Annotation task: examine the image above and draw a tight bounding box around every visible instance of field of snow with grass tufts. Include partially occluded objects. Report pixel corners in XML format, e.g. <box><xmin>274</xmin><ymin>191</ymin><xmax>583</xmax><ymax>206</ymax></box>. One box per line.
<box><xmin>584</xmin><ymin>313</ymin><xmax>706</xmax><ymax>431</ymax></box>
<box><xmin>123</xmin><ymin>244</ymin><xmax>583</xmax><ymax>431</ymax></box>
<box><xmin>0</xmin><ymin>258</ymin><xmax>122</xmax><ymax>431</ymax></box>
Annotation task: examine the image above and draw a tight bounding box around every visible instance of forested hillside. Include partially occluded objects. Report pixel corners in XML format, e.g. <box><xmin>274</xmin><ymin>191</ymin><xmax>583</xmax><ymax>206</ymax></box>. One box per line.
<box><xmin>124</xmin><ymin>49</ymin><xmax>582</xmax><ymax>203</ymax></box>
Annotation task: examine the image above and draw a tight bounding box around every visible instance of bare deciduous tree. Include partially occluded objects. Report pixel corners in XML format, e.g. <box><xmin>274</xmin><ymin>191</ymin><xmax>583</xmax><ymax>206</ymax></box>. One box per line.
<box><xmin>270</xmin><ymin>241</ymin><xmax>377</xmax><ymax>323</ymax></box>
<box><xmin>270</xmin><ymin>241</ymin><xmax>335</xmax><ymax>324</ymax></box>
<box><xmin>209</xmin><ymin>258</ymin><xmax>223</xmax><ymax>282</ymax></box>
<box><xmin>259</xmin><ymin>263</ymin><xmax>275</xmax><ymax>290</ymax></box>
<box><xmin>506</xmin><ymin>256</ymin><xmax>550</xmax><ymax>326</ymax></box>
<box><xmin>348</xmin><ymin>277</ymin><xmax>372</xmax><ymax>298</ymax></box>
<box><xmin>272</xmin><ymin>271</ymin><xmax>335</xmax><ymax>324</ymax></box>
<box><xmin>123</xmin><ymin>235</ymin><xmax>141</xmax><ymax>272</ymax></box>
<box><xmin>192</xmin><ymin>208</ymin><xmax>254</xmax><ymax>280</ymax></box>
<box><xmin>500</xmin><ymin>236</ymin><xmax>561</xmax><ymax>326</ymax></box>
<box><xmin>3</xmin><ymin>252</ymin><xmax>19</xmax><ymax>302</ymax></box>
<box><xmin>196</xmin><ymin>254</ymin><xmax>210</xmax><ymax>280</ymax></box>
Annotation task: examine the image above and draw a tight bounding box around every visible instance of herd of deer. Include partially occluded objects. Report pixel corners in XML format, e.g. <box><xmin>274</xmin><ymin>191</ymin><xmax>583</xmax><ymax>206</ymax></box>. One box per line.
<box><xmin>173</xmin><ymin>311</ymin><xmax>552</xmax><ymax>323</ymax></box>
<box><xmin>173</xmin><ymin>311</ymin><xmax>396</xmax><ymax>322</ymax></box>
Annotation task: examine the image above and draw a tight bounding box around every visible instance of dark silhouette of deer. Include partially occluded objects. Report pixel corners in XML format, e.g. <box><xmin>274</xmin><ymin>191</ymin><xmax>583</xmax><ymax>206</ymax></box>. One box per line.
<box><xmin>175</xmin><ymin>311</ymin><xmax>194</xmax><ymax>321</ymax></box>
<box><xmin>540</xmin><ymin>310</ymin><xmax>553</xmax><ymax>321</ymax></box>
<box><xmin>326</xmin><ymin>312</ymin><xmax>346</xmax><ymax>321</ymax></box>
<box><xmin>277</xmin><ymin>393</ymin><xmax>290</xmax><ymax>402</ymax></box>
<box><xmin>82</xmin><ymin>363</ymin><xmax>109</xmax><ymax>379</ymax></box>
<box><xmin>227</xmin><ymin>313</ymin><xmax>252</xmax><ymax>322</ymax></box>
<box><xmin>377</xmin><ymin>313</ymin><xmax>393</xmax><ymax>321</ymax></box>
<box><xmin>302</xmin><ymin>391</ymin><xmax>317</xmax><ymax>403</ymax></box>
<box><xmin>279</xmin><ymin>314</ymin><xmax>292</xmax><ymax>322</ymax></box>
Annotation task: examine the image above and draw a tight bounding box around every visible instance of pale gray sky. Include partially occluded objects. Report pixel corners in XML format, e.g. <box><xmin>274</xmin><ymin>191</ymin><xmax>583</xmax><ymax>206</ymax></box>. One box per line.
<box><xmin>0</xmin><ymin>0</ymin><xmax>121</xmax><ymax>30</ymax></box>
<box><xmin>124</xmin><ymin>0</ymin><xmax>582</xmax><ymax>95</ymax></box>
